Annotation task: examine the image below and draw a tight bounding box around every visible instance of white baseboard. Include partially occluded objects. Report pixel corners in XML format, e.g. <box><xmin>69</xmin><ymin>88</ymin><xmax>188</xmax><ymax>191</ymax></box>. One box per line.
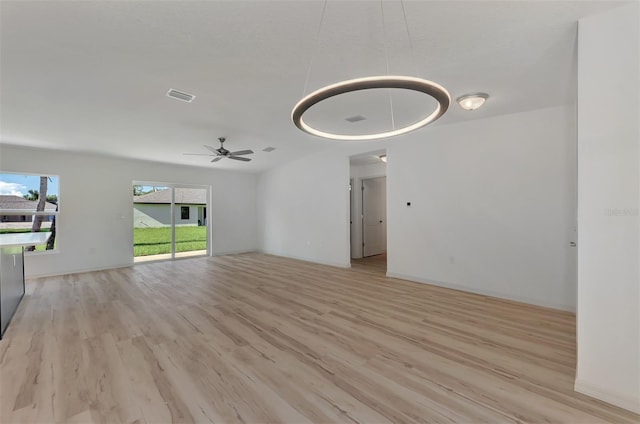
<box><xmin>25</xmin><ymin>262</ymin><xmax>133</xmax><ymax>279</ymax></box>
<box><xmin>25</xmin><ymin>250</ymin><xmax>260</xmax><ymax>279</ymax></box>
<box><xmin>575</xmin><ymin>379</ymin><xmax>640</xmax><ymax>414</ymax></box>
<box><xmin>212</xmin><ymin>249</ymin><xmax>258</xmax><ymax>256</ymax></box>
<box><xmin>258</xmin><ymin>250</ymin><xmax>351</xmax><ymax>269</ymax></box>
<box><xmin>386</xmin><ymin>271</ymin><xmax>576</xmax><ymax>313</ymax></box>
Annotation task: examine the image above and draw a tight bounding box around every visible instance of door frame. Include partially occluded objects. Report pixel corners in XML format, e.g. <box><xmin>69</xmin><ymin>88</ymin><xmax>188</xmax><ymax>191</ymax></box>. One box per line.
<box><xmin>348</xmin><ymin>171</ymin><xmax>387</xmax><ymax>259</ymax></box>
<box><xmin>132</xmin><ymin>181</ymin><xmax>212</xmax><ymax>262</ymax></box>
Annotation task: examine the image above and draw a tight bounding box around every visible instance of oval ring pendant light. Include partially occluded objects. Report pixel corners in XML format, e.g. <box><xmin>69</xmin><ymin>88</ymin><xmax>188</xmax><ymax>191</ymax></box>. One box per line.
<box><xmin>291</xmin><ymin>76</ymin><xmax>451</xmax><ymax>141</ymax></box>
<box><xmin>291</xmin><ymin>1</ymin><xmax>450</xmax><ymax>141</ymax></box>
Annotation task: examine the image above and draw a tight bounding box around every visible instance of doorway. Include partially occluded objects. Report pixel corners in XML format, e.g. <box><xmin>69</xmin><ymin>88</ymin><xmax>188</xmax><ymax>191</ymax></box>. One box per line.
<box><xmin>132</xmin><ymin>182</ymin><xmax>210</xmax><ymax>262</ymax></box>
<box><xmin>349</xmin><ymin>150</ymin><xmax>387</xmax><ymax>273</ymax></box>
<box><xmin>362</xmin><ymin>176</ymin><xmax>387</xmax><ymax>257</ymax></box>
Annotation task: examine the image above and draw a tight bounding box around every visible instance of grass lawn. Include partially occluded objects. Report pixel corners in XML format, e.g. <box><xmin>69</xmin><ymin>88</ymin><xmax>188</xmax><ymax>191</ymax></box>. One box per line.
<box><xmin>1</xmin><ymin>227</ymin><xmax>207</xmax><ymax>256</ymax></box>
<box><xmin>134</xmin><ymin>226</ymin><xmax>207</xmax><ymax>256</ymax></box>
<box><xmin>0</xmin><ymin>228</ymin><xmax>55</xmax><ymax>251</ymax></box>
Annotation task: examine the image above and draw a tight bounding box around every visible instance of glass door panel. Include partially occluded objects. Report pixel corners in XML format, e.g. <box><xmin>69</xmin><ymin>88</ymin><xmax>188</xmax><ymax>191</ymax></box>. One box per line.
<box><xmin>174</xmin><ymin>187</ymin><xmax>208</xmax><ymax>258</ymax></box>
<box><xmin>133</xmin><ymin>185</ymin><xmax>173</xmax><ymax>262</ymax></box>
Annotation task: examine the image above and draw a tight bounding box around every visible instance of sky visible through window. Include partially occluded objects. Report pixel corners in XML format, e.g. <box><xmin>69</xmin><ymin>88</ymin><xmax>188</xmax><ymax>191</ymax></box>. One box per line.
<box><xmin>0</xmin><ymin>173</ymin><xmax>59</xmax><ymax>197</ymax></box>
<box><xmin>134</xmin><ymin>185</ymin><xmax>167</xmax><ymax>193</ymax></box>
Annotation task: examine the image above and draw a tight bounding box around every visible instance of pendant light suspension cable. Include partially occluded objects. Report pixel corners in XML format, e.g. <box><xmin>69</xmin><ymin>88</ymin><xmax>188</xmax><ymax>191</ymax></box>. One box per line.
<box><xmin>399</xmin><ymin>0</ymin><xmax>418</xmax><ymax>76</ymax></box>
<box><xmin>302</xmin><ymin>0</ymin><xmax>328</xmax><ymax>97</ymax></box>
<box><xmin>380</xmin><ymin>0</ymin><xmax>396</xmax><ymax>131</ymax></box>
<box><xmin>291</xmin><ymin>1</ymin><xmax>451</xmax><ymax>141</ymax></box>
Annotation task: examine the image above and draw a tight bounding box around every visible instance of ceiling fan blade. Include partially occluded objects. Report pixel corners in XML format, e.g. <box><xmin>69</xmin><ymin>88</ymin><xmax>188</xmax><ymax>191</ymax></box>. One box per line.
<box><xmin>203</xmin><ymin>145</ymin><xmax>219</xmax><ymax>153</ymax></box>
<box><xmin>230</xmin><ymin>150</ymin><xmax>254</xmax><ymax>156</ymax></box>
<box><xmin>184</xmin><ymin>153</ymin><xmax>214</xmax><ymax>156</ymax></box>
<box><xmin>211</xmin><ymin>157</ymin><xmax>222</xmax><ymax>163</ymax></box>
<box><xmin>228</xmin><ymin>156</ymin><xmax>251</xmax><ymax>162</ymax></box>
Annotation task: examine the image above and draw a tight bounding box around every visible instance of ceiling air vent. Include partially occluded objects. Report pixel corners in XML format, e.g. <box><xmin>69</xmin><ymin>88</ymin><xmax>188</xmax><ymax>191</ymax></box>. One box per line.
<box><xmin>345</xmin><ymin>115</ymin><xmax>366</xmax><ymax>123</ymax></box>
<box><xmin>166</xmin><ymin>89</ymin><xmax>195</xmax><ymax>103</ymax></box>
<box><xmin>262</xmin><ymin>147</ymin><xmax>276</xmax><ymax>152</ymax></box>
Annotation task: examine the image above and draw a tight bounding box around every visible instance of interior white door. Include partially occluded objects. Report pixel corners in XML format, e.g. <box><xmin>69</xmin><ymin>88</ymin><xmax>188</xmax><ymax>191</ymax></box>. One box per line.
<box><xmin>362</xmin><ymin>177</ymin><xmax>387</xmax><ymax>257</ymax></box>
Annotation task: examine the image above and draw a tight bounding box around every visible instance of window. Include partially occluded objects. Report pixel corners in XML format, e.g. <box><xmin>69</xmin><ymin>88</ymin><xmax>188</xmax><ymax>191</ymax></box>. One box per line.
<box><xmin>0</xmin><ymin>173</ymin><xmax>60</xmax><ymax>252</ymax></box>
<box><xmin>181</xmin><ymin>206</ymin><xmax>190</xmax><ymax>220</ymax></box>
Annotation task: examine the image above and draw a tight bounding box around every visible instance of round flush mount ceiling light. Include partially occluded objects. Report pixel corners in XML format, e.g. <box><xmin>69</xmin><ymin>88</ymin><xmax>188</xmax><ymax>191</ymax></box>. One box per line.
<box><xmin>456</xmin><ymin>93</ymin><xmax>489</xmax><ymax>111</ymax></box>
<box><xmin>291</xmin><ymin>76</ymin><xmax>451</xmax><ymax>141</ymax></box>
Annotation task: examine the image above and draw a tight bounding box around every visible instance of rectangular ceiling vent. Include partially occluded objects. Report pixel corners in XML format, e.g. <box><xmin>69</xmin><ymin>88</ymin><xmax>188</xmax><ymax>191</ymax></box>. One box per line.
<box><xmin>166</xmin><ymin>89</ymin><xmax>195</xmax><ymax>103</ymax></box>
<box><xmin>262</xmin><ymin>147</ymin><xmax>276</xmax><ymax>152</ymax></box>
<box><xmin>345</xmin><ymin>115</ymin><xmax>366</xmax><ymax>123</ymax></box>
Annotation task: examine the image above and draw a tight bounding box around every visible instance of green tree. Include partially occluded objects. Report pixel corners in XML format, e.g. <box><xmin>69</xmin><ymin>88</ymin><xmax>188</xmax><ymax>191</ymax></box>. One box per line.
<box><xmin>23</xmin><ymin>177</ymin><xmax>57</xmax><ymax>251</ymax></box>
<box><xmin>23</xmin><ymin>189</ymin><xmax>39</xmax><ymax>201</ymax></box>
<box><xmin>46</xmin><ymin>203</ymin><xmax>57</xmax><ymax>250</ymax></box>
<box><xmin>23</xmin><ymin>191</ymin><xmax>56</xmax><ymax>204</ymax></box>
<box><xmin>25</xmin><ymin>176</ymin><xmax>48</xmax><ymax>251</ymax></box>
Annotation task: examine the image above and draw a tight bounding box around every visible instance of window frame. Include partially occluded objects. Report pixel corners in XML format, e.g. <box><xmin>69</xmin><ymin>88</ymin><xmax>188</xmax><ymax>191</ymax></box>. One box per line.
<box><xmin>0</xmin><ymin>172</ymin><xmax>60</xmax><ymax>254</ymax></box>
<box><xmin>180</xmin><ymin>206</ymin><xmax>190</xmax><ymax>220</ymax></box>
<box><xmin>132</xmin><ymin>181</ymin><xmax>211</xmax><ymax>262</ymax></box>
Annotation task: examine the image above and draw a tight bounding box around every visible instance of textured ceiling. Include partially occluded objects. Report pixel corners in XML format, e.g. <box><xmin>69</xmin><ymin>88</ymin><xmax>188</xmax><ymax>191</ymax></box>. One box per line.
<box><xmin>0</xmin><ymin>1</ymin><xmax>627</xmax><ymax>172</ymax></box>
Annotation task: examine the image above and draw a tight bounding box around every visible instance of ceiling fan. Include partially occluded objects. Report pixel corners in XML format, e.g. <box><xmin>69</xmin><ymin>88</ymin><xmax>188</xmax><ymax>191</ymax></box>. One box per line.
<box><xmin>184</xmin><ymin>137</ymin><xmax>254</xmax><ymax>162</ymax></box>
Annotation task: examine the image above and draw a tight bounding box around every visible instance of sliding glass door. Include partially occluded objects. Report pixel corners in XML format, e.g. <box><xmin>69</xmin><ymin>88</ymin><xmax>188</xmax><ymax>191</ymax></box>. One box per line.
<box><xmin>133</xmin><ymin>183</ymin><xmax>209</xmax><ymax>262</ymax></box>
<box><xmin>174</xmin><ymin>187</ymin><xmax>209</xmax><ymax>258</ymax></box>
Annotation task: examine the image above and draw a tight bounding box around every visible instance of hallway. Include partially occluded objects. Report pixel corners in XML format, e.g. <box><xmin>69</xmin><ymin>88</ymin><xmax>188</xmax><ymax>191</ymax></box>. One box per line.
<box><xmin>351</xmin><ymin>253</ymin><xmax>387</xmax><ymax>275</ymax></box>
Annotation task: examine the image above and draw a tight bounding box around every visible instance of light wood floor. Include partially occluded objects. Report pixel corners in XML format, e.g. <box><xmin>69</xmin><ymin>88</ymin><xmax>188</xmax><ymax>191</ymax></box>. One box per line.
<box><xmin>1</xmin><ymin>253</ymin><xmax>638</xmax><ymax>423</ymax></box>
<box><xmin>351</xmin><ymin>253</ymin><xmax>387</xmax><ymax>275</ymax></box>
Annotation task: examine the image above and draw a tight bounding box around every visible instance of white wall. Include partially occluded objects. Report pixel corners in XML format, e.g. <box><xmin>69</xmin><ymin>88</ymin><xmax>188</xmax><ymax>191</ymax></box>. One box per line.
<box><xmin>257</xmin><ymin>150</ymin><xmax>351</xmax><ymax>268</ymax></box>
<box><xmin>387</xmin><ymin>105</ymin><xmax>577</xmax><ymax>311</ymax></box>
<box><xmin>0</xmin><ymin>145</ymin><xmax>258</xmax><ymax>277</ymax></box>
<box><xmin>575</xmin><ymin>3</ymin><xmax>640</xmax><ymax>413</ymax></box>
<box><xmin>350</xmin><ymin>161</ymin><xmax>387</xmax><ymax>259</ymax></box>
<box><xmin>258</xmin><ymin>105</ymin><xmax>577</xmax><ymax>311</ymax></box>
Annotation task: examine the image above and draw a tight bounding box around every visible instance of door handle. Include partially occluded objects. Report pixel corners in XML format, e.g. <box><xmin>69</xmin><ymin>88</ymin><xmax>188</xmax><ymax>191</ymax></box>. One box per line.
<box><xmin>569</xmin><ymin>242</ymin><xmax>576</xmax><ymax>247</ymax></box>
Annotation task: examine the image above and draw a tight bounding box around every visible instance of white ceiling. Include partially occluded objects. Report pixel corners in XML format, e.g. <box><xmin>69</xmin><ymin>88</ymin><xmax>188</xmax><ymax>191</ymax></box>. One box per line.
<box><xmin>350</xmin><ymin>149</ymin><xmax>387</xmax><ymax>167</ymax></box>
<box><xmin>0</xmin><ymin>1</ymin><xmax>626</xmax><ymax>173</ymax></box>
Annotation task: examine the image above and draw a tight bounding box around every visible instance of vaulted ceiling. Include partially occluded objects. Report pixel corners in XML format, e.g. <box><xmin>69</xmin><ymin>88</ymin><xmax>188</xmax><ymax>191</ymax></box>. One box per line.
<box><xmin>0</xmin><ymin>1</ymin><xmax>626</xmax><ymax>172</ymax></box>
